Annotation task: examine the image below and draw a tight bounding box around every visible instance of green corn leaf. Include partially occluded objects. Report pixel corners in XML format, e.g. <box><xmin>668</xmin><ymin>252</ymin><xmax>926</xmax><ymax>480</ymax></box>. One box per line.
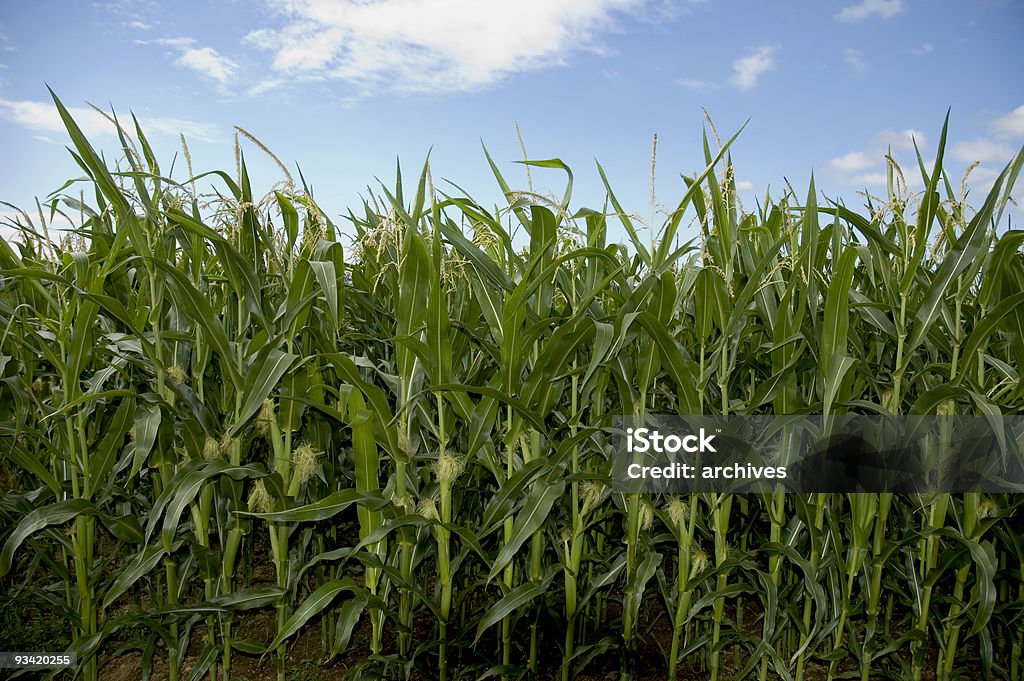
<box><xmin>265</xmin><ymin>578</ymin><xmax>364</xmax><ymax>653</ymax></box>
<box><xmin>241</xmin><ymin>489</ymin><xmax>391</xmax><ymax>523</ymax></box>
<box><xmin>230</xmin><ymin>347</ymin><xmax>299</xmax><ymax>437</ymax></box>
<box><xmin>488</xmin><ymin>478</ymin><xmax>565</xmax><ymax>581</ymax></box>
<box><xmin>0</xmin><ymin>499</ymin><xmax>100</xmax><ymax>577</ymax></box>
<box><xmin>475</xmin><ymin>579</ymin><xmax>549</xmax><ymax>642</ymax></box>
<box><xmin>147</xmin><ymin>460</ymin><xmax>264</xmax><ymax>544</ymax></box>
<box><xmin>819</xmin><ymin>246</ymin><xmax>858</xmax><ymax>413</ymax></box>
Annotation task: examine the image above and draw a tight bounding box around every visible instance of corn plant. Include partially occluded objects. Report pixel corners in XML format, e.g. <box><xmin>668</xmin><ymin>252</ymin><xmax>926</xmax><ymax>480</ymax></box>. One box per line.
<box><xmin>1</xmin><ymin>92</ymin><xmax>1023</xmax><ymax>681</ymax></box>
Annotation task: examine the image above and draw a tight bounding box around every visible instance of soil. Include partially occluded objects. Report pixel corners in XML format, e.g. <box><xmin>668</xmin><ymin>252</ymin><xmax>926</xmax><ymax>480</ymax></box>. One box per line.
<box><xmin>4</xmin><ymin>599</ymin><xmax>986</xmax><ymax>681</ymax></box>
<box><xmin>2</xmin><ymin>535</ymin><xmax>995</xmax><ymax>681</ymax></box>
<box><xmin>89</xmin><ymin>599</ymin><xmax>837</xmax><ymax>681</ymax></box>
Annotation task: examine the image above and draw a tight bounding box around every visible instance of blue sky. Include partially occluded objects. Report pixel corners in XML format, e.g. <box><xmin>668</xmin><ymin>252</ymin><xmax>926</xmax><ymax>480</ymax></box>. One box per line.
<box><xmin>1</xmin><ymin>0</ymin><xmax>1022</xmax><ymax>243</ymax></box>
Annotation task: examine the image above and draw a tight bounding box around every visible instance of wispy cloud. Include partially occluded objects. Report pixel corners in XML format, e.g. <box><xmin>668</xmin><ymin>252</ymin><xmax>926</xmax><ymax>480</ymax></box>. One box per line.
<box><xmin>730</xmin><ymin>46</ymin><xmax>777</xmax><ymax>91</ymax></box>
<box><xmin>97</xmin><ymin>1</ymin><xmax>159</xmax><ymax>35</ymax></box>
<box><xmin>632</xmin><ymin>0</ymin><xmax>709</xmax><ymax>23</ymax></box>
<box><xmin>843</xmin><ymin>48</ymin><xmax>868</xmax><ymax>73</ymax></box>
<box><xmin>828</xmin><ymin>151</ymin><xmax>875</xmax><ymax>173</ymax></box>
<box><xmin>835</xmin><ymin>0</ymin><xmax>904</xmax><ymax>22</ymax></box>
<box><xmin>916</xmin><ymin>104</ymin><xmax>1024</xmax><ymax>193</ymax></box>
<box><xmin>0</xmin><ymin>21</ymin><xmax>15</xmax><ymax>52</ymax></box>
<box><xmin>137</xmin><ymin>117</ymin><xmax>220</xmax><ymax>143</ymax></box>
<box><xmin>144</xmin><ymin>37</ymin><xmax>239</xmax><ymax>87</ymax></box>
<box><xmin>825</xmin><ymin>121</ymin><xmax>1019</xmax><ymax>201</ymax></box>
<box><xmin>909</xmin><ymin>42</ymin><xmax>934</xmax><ymax>56</ymax></box>
<box><xmin>244</xmin><ymin>0</ymin><xmax>650</xmax><ymax>95</ymax></box>
<box><xmin>991</xmin><ymin>105</ymin><xmax>1024</xmax><ymax>138</ymax></box>
<box><xmin>0</xmin><ymin>98</ymin><xmax>113</xmax><ymax>137</ymax></box>
<box><xmin>0</xmin><ymin>208</ymin><xmax>83</xmax><ymax>246</ymax></box>
<box><xmin>952</xmin><ymin>138</ymin><xmax>1015</xmax><ymax>164</ymax></box>
<box><xmin>826</xmin><ymin>128</ymin><xmax>929</xmax><ymax>188</ymax></box>
<box><xmin>676</xmin><ymin>78</ymin><xmax>720</xmax><ymax>92</ymax></box>
<box><xmin>0</xmin><ymin>97</ymin><xmax>220</xmax><ymax>143</ymax></box>
<box><xmin>849</xmin><ymin>172</ymin><xmax>888</xmax><ymax>187</ymax></box>
<box><xmin>247</xmin><ymin>78</ymin><xmax>285</xmax><ymax>97</ymax></box>
<box><xmin>870</xmin><ymin>128</ymin><xmax>927</xmax><ymax>150</ymax></box>
<box><xmin>963</xmin><ymin>166</ymin><xmax>1003</xmax><ymax>195</ymax></box>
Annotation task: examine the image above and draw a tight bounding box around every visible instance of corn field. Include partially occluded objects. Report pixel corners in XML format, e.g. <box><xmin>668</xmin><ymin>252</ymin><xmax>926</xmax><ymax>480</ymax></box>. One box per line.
<box><xmin>1</xmin><ymin>93</ymin><xmax>1023</xmax><ymax>681</ymax></box>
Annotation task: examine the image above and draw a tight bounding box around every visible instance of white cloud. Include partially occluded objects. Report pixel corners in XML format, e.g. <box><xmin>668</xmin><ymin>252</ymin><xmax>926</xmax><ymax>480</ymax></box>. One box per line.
<box><xmin>870</xmin><ymin>128</ymin><xmax>926</xmax><ymax>151</ymax></box>
<box><xmin>632</xmin><ymin>0</ymin><xmax>708</xmax><ymax>23</ymax></box>
<box><xmin>964</xmin><ymin>166</ymin><xmax>1001</xmax><ymax>195</ymax></box>
<box><xmin>147</xmin><ymin>37</ymin><xmax>239</xmax><ymax>87</ymax></box>
<box><xmin>969</xmin><ymin>167</ymin><xmax>1001</xmax><ymax>182</ymax></box>
<box><xmin>828</xmin><ymin>151</ymin><xmax>875</xmax><ymax>172</ymax></box>
<box><xmin>730</xmin><ymin>46</ymin><xmax>776</xmax><ymax>91</ymax></box>
<box><xmin>177</xmin><ymin>46</ymin><xmax>237</xmax><ymax>85</ymax></box>
<box><xmin>991</xmin><ymin>105</ymin><xmax>1024</xmax><ymax>138</ymax></box>
<box><xmin>843</xmin><ymin>48</ymin><xmax>868</xmax><ymax>73</ymax></box>
<box><xmin>0</xmin><ymin>208</ymin><xmax>82</xmax><ymax>247</ymax></box>
<box><xmin>735</xmin><ymin>180</ymin><xmax>754</xmax><ymax>191</ymax></box>
<box><xmin>823</xmin><ymin>123</ymin><xmax>1013</xmax><ymax>198</ymax></box>
<box><xmin>247</xmin><ymin>78</ymin><xmax>285</xmax><ymax>97</ymax></box>
<box><xmin>826</xmin><ymin>131</ymin><xmax>927</xmax><ymax>189</ymax></box>
<box><xmin>676</xmin><ymin>78</ymin><xmax>720</xmax><ymax>92</ymax></box>
<box><xmin>836</xmin><ymin>0</ymin><xmax>904</xmax><ymax>21</ymax></box>
<box><xmin>138</xmin><ymin>117</ymin><xmax>219</xmax><ymax>143</ymax></box>
<box><xmin>0</xmin><ymin>21</ymin><xmax>14</xmax><ymax>53</ymax></box>
<box><xmin>0</xmin><ymin>97</ymin><xmax>220</xmax><ymax>143</ymax></box>
<box><xmin>909</xmin><ymin>42</ymin><xmax>934</xmax><ymax>56</ymax></box>
<box><xmin>128</xmin><ymin>20</ymin><xmax>153</xmax><ymax>30</ymax></box>
<box><xmin>952</xmin><ymin>138</ymin><xmax>1015</xmax><ymax>164</ymax></box>
<box><xmin>0</xmin><ymin>98</ymin><xmax>113</xmax><ymax>136</ymax></box>
<box><xmin>850</xmin><ymin>172</ymin><xmax>888</xmax><ymax>186</ymax></box>
<box><xmin>826</xmin><ymin>133</ymin><xmax>924</xmax><ymax>188</ymax></box>
<box><xmin>244</xmin><ymin>0</ymin><xmax>647</xmax><ymax>94</ymax></box>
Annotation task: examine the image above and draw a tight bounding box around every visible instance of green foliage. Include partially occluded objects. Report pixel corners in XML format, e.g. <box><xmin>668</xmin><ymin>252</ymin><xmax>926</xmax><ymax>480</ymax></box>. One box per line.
<box><xmin>1</xmin><ymin>93</ymin><xmax>1023</xmax><ymax>681</ymax></box>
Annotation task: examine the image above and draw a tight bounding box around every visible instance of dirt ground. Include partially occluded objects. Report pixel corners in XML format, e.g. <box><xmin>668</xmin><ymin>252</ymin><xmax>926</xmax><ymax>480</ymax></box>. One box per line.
<box><xmin>93</xmin><ymin>601</ymin><xmax>836</xmax><ymax>681</ymax></box>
